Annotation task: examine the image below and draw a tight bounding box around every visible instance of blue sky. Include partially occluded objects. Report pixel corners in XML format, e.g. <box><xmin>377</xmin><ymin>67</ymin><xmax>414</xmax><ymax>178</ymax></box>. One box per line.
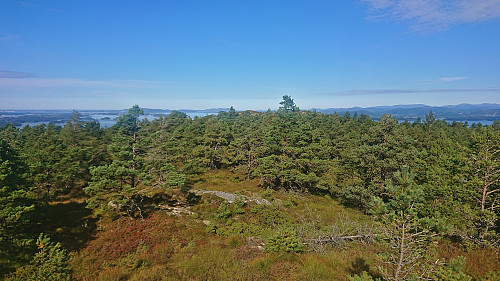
<box><xmin>1</xmin><ymin>0</ymin><xmax>500</xmax><ymax>110</ymax></box>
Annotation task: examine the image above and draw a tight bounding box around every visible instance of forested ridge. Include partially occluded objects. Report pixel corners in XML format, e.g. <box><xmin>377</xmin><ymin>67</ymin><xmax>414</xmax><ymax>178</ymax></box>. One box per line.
<box><xmin>1</xmin><ymin>97</ymin><xmax>499</xmax><ymax>280</ymax></box>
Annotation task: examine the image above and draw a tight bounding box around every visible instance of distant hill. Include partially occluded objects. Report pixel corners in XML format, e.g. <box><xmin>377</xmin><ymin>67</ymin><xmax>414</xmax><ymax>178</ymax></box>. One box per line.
<box><xmin>0</xmin><ymin>108</ymin><xmax>231</xmax><ymax>127</ymax></box>
<box><xmin>2</xmin><ymin>104</ymin><xmax>500</xmax><ymax>127</ymax></box>
<box><xmin>313</xmin><ymin>103</ymin><xmax>500</xmax><ymax>121</ymax></box>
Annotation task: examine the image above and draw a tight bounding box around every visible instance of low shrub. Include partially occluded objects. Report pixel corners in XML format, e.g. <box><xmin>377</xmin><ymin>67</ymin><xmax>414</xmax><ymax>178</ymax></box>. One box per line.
<box><xmin>265</xmin><ymin>230</ymin><xmax>304</xmax><ymax>253</ymax></box>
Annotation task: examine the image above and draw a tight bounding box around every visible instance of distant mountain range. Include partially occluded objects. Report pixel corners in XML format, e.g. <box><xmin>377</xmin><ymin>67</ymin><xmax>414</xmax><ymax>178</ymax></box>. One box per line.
<box><xmin>1</xmin><ymin>104</ymin><xmax>500</xmax><ymax>127</ymax></box>
<box><xmin>142</xmin><ymin>103</ymin><xmax>500</xmax><ymax>121</ymax></box>
<box><xmin>312</xmin><ymin>103</ymin><xmax>500</xmax><ymax>121</ymax></box>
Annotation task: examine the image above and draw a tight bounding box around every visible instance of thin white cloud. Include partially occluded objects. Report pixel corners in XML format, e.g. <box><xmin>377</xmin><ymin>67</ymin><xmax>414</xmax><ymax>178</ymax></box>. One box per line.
<box><xmin>439</xmin><ymin>76</ymin><xmax>469</xmax><ymax>82</ymax></box>
<box><xmin>332</xmin><ymin>88</ymin><xmax>500</xmax><ymax>96</ymax></box>
<box><xmin>0</xmin><ymin>70</ymin><xmax>34</xmax><ymax>78</ymax></box>
<box><xmin>362</xmin><ymin>0</ymin><xmax>500</xmax><ymax>31</ymax></box>
<box><xmin>18</xmin><ymin>1</ymin><xmax>36</xmax><ymax>8</ymax></box>
<box><xmin>276</xmin><ymin>87</ymin><xmax>297</xmax><ymax>91</ymax></box>
<box><xmin>0</xmin><ymin>77</ymin><xmax>180</xmax><ymax>89</ymax></box>
<box><xmin>0</xmin><ymin>32</ymin><xmax>21</xmax><ymax>44</ymax></box>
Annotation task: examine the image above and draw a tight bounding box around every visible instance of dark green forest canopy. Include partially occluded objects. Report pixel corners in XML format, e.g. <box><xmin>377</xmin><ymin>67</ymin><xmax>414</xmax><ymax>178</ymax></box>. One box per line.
<box><xmin>1</xmin><ymin>103</ymin><xmax>499</xmax><ymax>279</ymax></box>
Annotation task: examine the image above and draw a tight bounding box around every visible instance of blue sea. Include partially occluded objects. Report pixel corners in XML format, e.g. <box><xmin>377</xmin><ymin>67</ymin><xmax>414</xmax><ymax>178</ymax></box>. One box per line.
<box><xmin>19</xmin><ymin>111</ymin><xmax>221</xmax><ymax>128</ymax></box>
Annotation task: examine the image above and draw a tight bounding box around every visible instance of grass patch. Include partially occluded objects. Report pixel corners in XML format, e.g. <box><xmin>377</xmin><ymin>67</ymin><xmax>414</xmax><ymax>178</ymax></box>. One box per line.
<box><xmin>59</xmin><ymin>169</ymin><xmax>497</xmax><ymax>281</ymax></box>
<box><xmin>191</xmin><ymin>170</ymin><xmax>263</xmax><ymax>194</ymax></box>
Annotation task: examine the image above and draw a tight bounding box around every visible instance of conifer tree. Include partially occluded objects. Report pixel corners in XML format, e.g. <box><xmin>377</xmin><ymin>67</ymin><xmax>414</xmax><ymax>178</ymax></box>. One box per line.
<box><xmin>0</xmin><ymin>140</ymin><xmax>34</xmax><ymax>275</ymax></box>
<box><xmin>7</xmin><ymin>234</ymin><xmax>71</xmax><ymax>281</ymax></box>
<box><xmin>371</xmin><ymin>166</ymin><xmax>439</xmax><ymax>281</ymax></box>
<box><xmin>85</xmin><ymin>105</ymin><xmax>148</xmax><ymax>218</ymax></box>
<box><xmin>465</xmin><ymin>126</ymin><xmax>500</xmax><ymax>242</ymax></box>
<box><xmin>278</xmin><ymin>95</ymin><xmax>299</xmax><ymax>113</ymax></box>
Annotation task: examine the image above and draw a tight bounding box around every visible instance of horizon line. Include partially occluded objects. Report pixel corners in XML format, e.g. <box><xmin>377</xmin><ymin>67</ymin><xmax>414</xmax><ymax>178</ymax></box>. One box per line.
<box><xmin>1</xmin><ymin>102</ymin><xmax>500</xmax><ymax>112</ymax></box>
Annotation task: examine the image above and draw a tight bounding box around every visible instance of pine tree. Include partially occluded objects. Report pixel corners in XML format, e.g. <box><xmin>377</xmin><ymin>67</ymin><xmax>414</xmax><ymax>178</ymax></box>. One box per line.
<box><xmin>465</xmin><ymin>126</ymin><xmax>500</xmax><ymax>242</ymax></box>
<box><xmin>84</xmin><ymin>105</ymin><xmax>149</xmax><ymax>218</ymax></box>
<box><xmin>7</xmin><ymin>234</ymin><xmax>71</xmax><ymax>281</ymax></box>
<box><xmin>0</xmin><ymin>140</ymin><xmax>34</xmax><ymax>275</ymax></box>
<box><xmin>278</xmin><ymin>95</ymin><xmax>299</xmax><ymax>113</ymax></box>
<box><xmin>371</xmin><ymin>166</ymin><xmax>439</xmax><ymax>281</ymax></box>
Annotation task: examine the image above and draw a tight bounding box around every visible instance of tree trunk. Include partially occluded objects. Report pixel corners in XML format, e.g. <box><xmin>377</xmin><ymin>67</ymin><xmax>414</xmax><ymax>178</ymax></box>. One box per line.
<box><xmin>395</xmin><ymin>216</ymin><xmax>406</xmax><ymax>281</ymax></box>
<box><xmin>132</xmin><ymin>131</ymin><xmax>136</xmax><ymax>171</ymax></box>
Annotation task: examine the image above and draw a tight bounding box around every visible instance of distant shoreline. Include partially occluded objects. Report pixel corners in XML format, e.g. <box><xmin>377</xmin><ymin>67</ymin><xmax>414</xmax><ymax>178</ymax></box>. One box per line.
<box><xmin>2</xmin><ymin>104</ymin><xmax>499</xmax><ymax>128</ymax></box>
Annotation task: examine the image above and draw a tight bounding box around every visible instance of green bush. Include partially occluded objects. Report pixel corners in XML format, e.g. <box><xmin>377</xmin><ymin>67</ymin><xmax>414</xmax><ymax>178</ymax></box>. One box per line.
<box><xmin>215</xmin><ymin>198</ymin><xmax>246</xmax><ymax>221</ymax></box>
<box><xmin>430</xmin><ymin>256</ymin><xmax>472</xmax><ymax>281</ymax></box>
<box><xmin>215</xmin><ymin>221</ymin><xmax>252</xmax><ymax>236</ymax></box>
<box><xmin>259</xmin><ymin>188</ymin><xmax>274</xmax><ymax>201</ymax></box>
<box><xmin>479</xmin><ymin>271</ymin><xmax>500</xmax><ymax>281</ymax></box>
<box><xmin>206</xmin><ymin>221</ymin><xmax>217</xmax><ymax>233</ymax></box>
<box><xmin>265</xmin><ymin>230</ymin><xmax>304</xmax><ymax>253</ymax></box>
<box><xmin>216</xmin><ymin>202</ymin><xmax>233</xmax><ymax>220</ymax></box>
<box><xmin>7</xmin><ymin>234</ymin><xmax>71</xmax><ymax>281</ymax></box>
<box><xmin>232</xmin><ymin>195</ymin><xmax>246</xmax><ymax>215</ymax></box>
<box><xmin>348</xmin><ymin>271</ymin><xmax>375</xmax><ymax>281</ymax></box>
<box><xmin>250</xmin><ymin>205</ymin><xmax>292</xmax><ymax>228</ymax></box>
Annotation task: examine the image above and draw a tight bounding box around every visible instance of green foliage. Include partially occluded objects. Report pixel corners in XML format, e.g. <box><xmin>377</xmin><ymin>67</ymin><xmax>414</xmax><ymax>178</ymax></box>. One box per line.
<box><xmin>205</xmin><ymin>221</ymin><xmax>217</xmax><ymax>233</ymax></box>
<box><xmin>85</xmin><ymin>105</ymin><xmax>151</xmax><ymax>218</ymax></box>
<box><xmin>278</xmin><ymin>95</ymin><xmax>300</xmax><ymax>113</ymax></box>
<box><xmin>254</xmin><ymin>112</ymin><xmax>324</xmax><ymax>191</ymax></box>
<box><xmin>462</xmin><ymin>126</ymin><xmax>500</xmax><ymax>242</ymax></box>
<box><xmin>283</xmin><ymin>192</ymin><xmax>299</xmax><ymax>207</ymax></box>
<box><xmin>4</xmin><ymin>102</ymin><xmax>500</xmax><ymax>279</ymax></box>
<box><xmin>215</xmin><ymin>197</ymin><xmax>246</xmax><ymax>220</ymax></box>
<box><xmin>478</xmin><ymin>271</ymin><xmax>500</xmax><ymax>281</ymax></box>
<box><xmin>425</xmin><ymin>110</ymin><xmax>436</xmax><ymax>125</ymax></box>
<box><xmin>216</xmin><ymin>202</ymin><xmax>233</xmax><ymax>220</ymax></box>
<box><xmin>259</xmin><ymin>188</ymin><xmax>275</xmax><ymax>201</ymax></box>
<box><xmin>430</xmin><ymin>256</ymin><xmax>472</xmax><ymax>281</ymax></box>
<box><xmin>232</xmin><ymin>195</ymin><xmax>246</xmax><ymax>215</ymax></box>
<box><xmin>265</xmin><ymin>230</ymin><xmax>304</xmax><ymax>253</ymax></box>
<box><xmin>214</xmin><ymin>221</ymin><xmax>251</xmax><ymax>236</ymax></box>
<box><xmin>0</xmin><ymin>140</ymin><xmax>34</xmax><ymax>275</ymax></box>
<box><xmin>145</xmin><ymin>163</ymin><xmax>186</xmax><ymax>190</ymax></box>
<box><xmin>372</xmin><ymin>166</ymin><xmax>440</xmax><ymax>281</ymax></box>
<box><xmin>7</xmin><ymin>234</ymin><xmax>71</xmax><ymax>281</ymax></box>
<box><xmin>348</xmin><ymin>271</ymin><xmax>376</xmax><ymax>281</ymax></box>
<box><xmin>250</xmin><ymin>205</ymin><xmax>292</xmax><ymax>228</ymax></box>
<box><xmin>212</xmin><ymin>201</ymin><xmax>295</xmax><ymax>237</ymax></box>
<box><xmin>16</xmin><ymin>120</ymin><xmax>104</xmax><ymax>200</ymax></box>
<box><xmin>115</xmin><ymin>104</ymin><xmax>144</xmax><ymax>134</ymax></box>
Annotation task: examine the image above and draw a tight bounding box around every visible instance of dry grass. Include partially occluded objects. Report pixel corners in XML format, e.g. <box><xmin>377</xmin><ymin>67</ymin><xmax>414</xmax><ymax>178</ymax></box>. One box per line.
<box><xmin>65</xmin><ymin>170</ymin><xmax>498</xmax><ymax>281</ymax></box>
<box><xmin>68</xmin><ymin>195</ymin><xmax>383</xmax><ymax>281</ymax></box>
<box><xmin>437</xmin><ymin>240</ymin><xmax>500</xmax><ymax>279</ymax></box>
<box><xmin>191</xmin><ymin>170</ymin><xmax>263</xmax><ymax>194</ymax></box>
<box><xmin>286</xmin><ymin>193</ymin><xmax>369</xmax><ymax>225</ymax></box>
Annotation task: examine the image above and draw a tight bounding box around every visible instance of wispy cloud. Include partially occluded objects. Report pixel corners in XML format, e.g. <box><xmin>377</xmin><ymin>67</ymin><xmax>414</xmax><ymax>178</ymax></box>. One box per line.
<box><xmin>333</xmin><ymin>88</ymin><xmax>500</xmax><ymax>96</ymax></box>
<box><xmin>276</xmin><ymin>87</ymin><xmax>297</xmax><ymax>91</ymax></box>
<box><xmin>362</xmin><ymin>0</ymin><xmax>500</xmax><ymax>31</ymax></box>
<box><xmin>439</xmin><ymin>76</ymin><xmax>469</xmax><ymax>82</ymax></box>
<box><xmin>0</xmin><ymin>70</ymin><xmax>34</xmax><ymax>78</ymax></box>
<box><xmin>0</xmin><ymin>77</ymin><xmax>181</xmax><ymax>89</ymax></box>
<box><xmin>18</xmin><ymin>1</ymin><xmax>36</xmax><ymax>8</ymax></box>
<box><xmin>17</xmin><ymin>1</ymin><xmax>62</xmax><ymax>12</ymax></box>
<box><xmin>345</xmin><ymin>89</ymin><xmax>417</xmax><ymax>95</ymax></box>
<box><xmin>0</xmin><ymin>32</ymin><xmax>21</xmax><ymax>44</ymax></box>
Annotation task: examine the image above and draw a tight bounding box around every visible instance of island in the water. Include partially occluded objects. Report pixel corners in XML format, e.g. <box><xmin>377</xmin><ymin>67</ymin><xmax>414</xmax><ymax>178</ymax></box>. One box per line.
<box><xmin>1</xmin><ymin>103</ymin><xmax>500</xmax><ymax>127</ymax></box>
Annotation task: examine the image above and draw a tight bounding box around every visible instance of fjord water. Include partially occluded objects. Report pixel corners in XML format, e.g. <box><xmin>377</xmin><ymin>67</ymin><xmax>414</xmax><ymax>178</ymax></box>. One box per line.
<box><xmin>20</xmin><ymin>111</ymin><xmax>221</xmax><ymax>128</ymax></box>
